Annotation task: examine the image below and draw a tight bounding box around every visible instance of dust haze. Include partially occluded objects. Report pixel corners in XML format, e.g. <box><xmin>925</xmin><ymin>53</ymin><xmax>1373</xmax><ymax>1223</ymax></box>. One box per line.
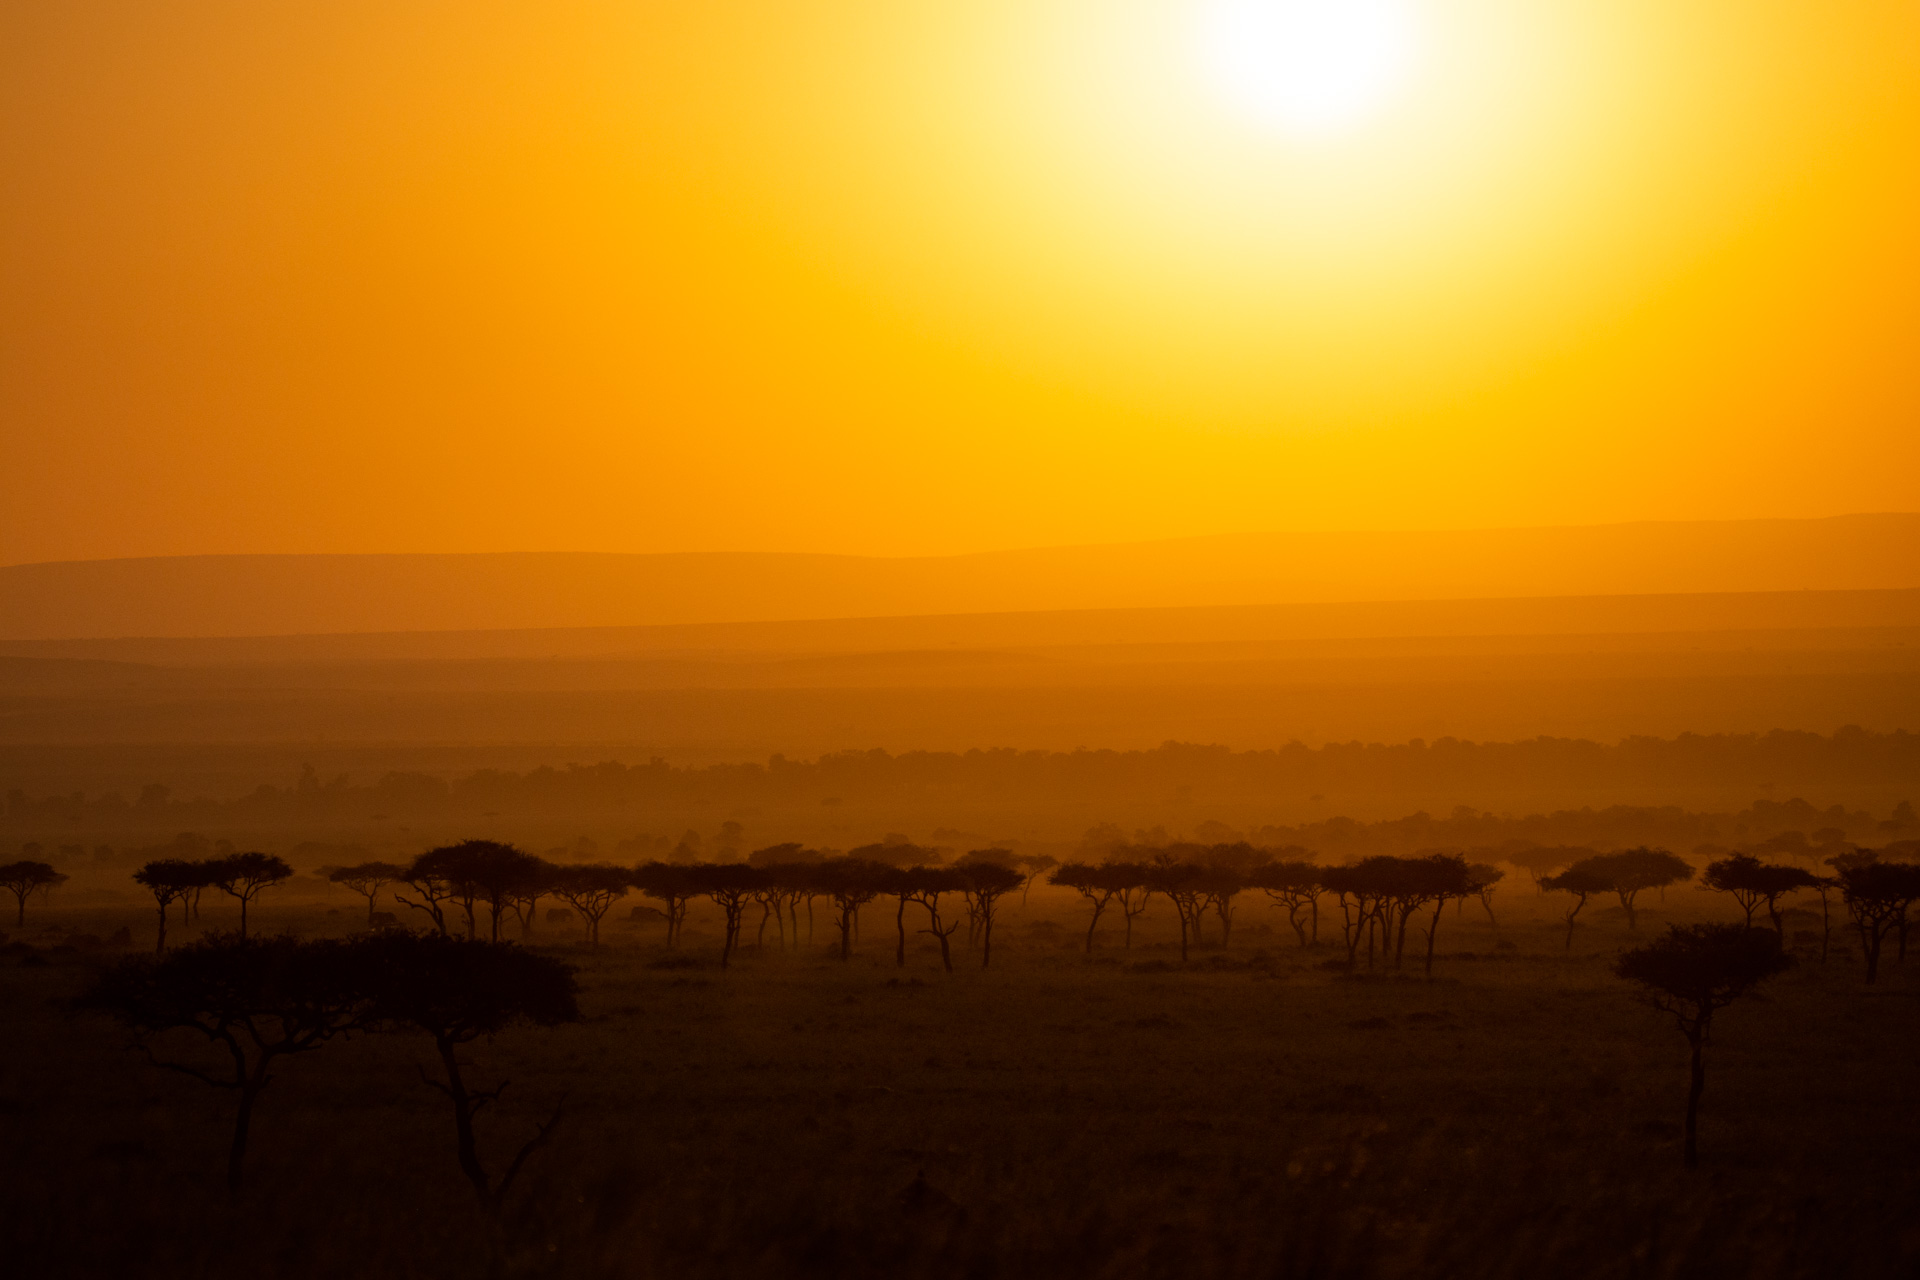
<box><xmin>3</xmin><ymin>520</ymin><xmax>1918</xmax><ymax>1278</ymax></box>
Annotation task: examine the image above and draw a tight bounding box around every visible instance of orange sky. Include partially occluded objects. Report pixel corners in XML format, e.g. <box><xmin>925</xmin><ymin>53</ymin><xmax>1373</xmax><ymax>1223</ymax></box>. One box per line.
<box><xmin>3</xmin><ymin>0</ymin><xmax>1918</xmax><ymax>566</ymax></box>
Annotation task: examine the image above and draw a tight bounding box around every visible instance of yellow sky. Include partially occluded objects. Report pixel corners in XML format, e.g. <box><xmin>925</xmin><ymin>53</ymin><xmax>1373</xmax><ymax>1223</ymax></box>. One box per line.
<box><xmin>3</xmin><ymin>0</ymin><xmax>1917</xmax><ymax>565</ymax></box>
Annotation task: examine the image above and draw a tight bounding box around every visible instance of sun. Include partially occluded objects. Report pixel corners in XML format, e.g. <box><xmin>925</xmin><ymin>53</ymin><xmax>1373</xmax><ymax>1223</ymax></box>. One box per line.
<box><xmin>1197</xmin><ymin>0</ymin><xmax>1420</xmax><ymax>139</ymax></box>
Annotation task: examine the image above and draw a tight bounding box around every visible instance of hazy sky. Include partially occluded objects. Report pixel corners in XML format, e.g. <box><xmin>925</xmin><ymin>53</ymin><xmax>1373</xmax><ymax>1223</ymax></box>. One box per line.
<box><xmin>4</xmin><ymin>0</ymin><xmax>1917</xmax><ymax>565</ymax></box>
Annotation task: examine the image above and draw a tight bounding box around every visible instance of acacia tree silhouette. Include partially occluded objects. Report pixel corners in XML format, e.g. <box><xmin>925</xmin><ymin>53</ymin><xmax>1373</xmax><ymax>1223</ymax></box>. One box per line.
<box><xmin>133</xmin><ymin>859</ymin><xmax>199</xmax><ymax>952</ymax></box>
<box><xmin>0</xmin><ymin>859</ymin><xmax>68</xmax><ymax>927</ymax></box>
<box><xmin>80</xmin><ymin>934</ymin><xmax>374</xmax><ymax>1190</ymax></box>
<box><xmin>957</xmin><ymin>858</ymin><xmax>1023</xmax><ymax>969</ymax></box>
<box><xmin>1051</xmin><ymin>862</ymin><xmax>1122</xmax><ymax>953</ymax></box>
<box><xmin>1145</xmin><ymin>858</ymin><xmax>1207</xmax><ymax>962</ymax></box>
<box><xmin>1108</xmin><ymin>861</ymin><xmax>1155</xmax><ymax>949</ymax></box>
<box><xmin>354</xmin><ymin>932</ymin><xmax>580</xmax><ymax>1237</ymax></box>
<box><xmin>1402</xmin><ymin>854</ymin><xmax>1476</xmax><ymax>977</ymax></box>
<box><xmin>907</xmin><ymin>867</ymin><xmax>966</xmax><ymax>972</ymax></box>
<box><xmin>692</xmin><ymin>863</ymin><xmax>765</xmax><ymax>968</ymax></box>
<box><xmin>1585</xmin><ymin>848</ymin><xmax>1694</xmax><ymax>929</ymax></box>
<box><xmin>549</xmin><ymin>864</ymin><xmax>630</xmax><ymax>946</ymax></box>
<box><xmin>327</xmin><ymin>861</ymin><xmax>407</xmax><ymax>927</ymax></box>
<box><xmin>1253</xmin><ymin>860</ymin><xmax>1323</xmax><ymax>947</ymax></box>
<box><xmin>1702</xmin><ymin>855</ymin><xmax>1819</xmax><ymax>936</ymax></box>
<box><xmin>1467</xmin><ymin>863</ymin><xmax>1504</xmax><ymax>926</ymax></box>
<box><xmin>208</xmin><ymin>853</ymin><xmax>292</xmax><ymax>937</ymax></box>
<box><xmin>813</xmin><ymin>859</ymin><xmax>884</xmax><ymax>960</ymax></box>
<box><xmin>631</xmin><ymin>862</ymin><xmax>699</xmax><ymax>946</ymax></box>
<box><xmin>435</xmin><ymin>841</ymin><xmax>546</xmax><ymax>942</ymax></box>
<box><xmin>1195</xmin><ymin>862</ymin><xmax>1250</xmax><ymax>949</ymax></box>
<box><xmin>1321</xmin><ymin>859</ymin><xmax>1398</xmax><ymax>968</ymax></box>
<box><xmin>1836</xmin><ymin>859</ymin><xmax>1920</xmax><ymax>982</ymax></box>
<box><xmin>1614</xmin><ymin>924</ymin><xmax>1790</xmax><ymax>1169</ymax></box>
<box><xmin>1541</xmin><ymin>863</ymin><xmax>1614</xmax><ymax>951</ymax></box>
<box><xmin>505</xmin><ymin>856</ymin><xmax>561</xmax><ymax>940</ymax></box>
<box><xmin>750</xmin><ymin>845</ymin><xmax>822</xmax><ymax>948</ymax></box>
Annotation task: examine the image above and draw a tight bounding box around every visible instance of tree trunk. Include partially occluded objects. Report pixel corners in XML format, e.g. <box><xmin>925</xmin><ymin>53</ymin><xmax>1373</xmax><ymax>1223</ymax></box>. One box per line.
<box><xmin>437</xmin><ymin>1036</ymin><xmax>494</xmax><ymax>1213</ymax></box>
<box><xmin>981</xmin><ymin>914</ymin><xmax>994</xmax><ymax>969</ymax></box>
<box><xmin>13</xmin><ymin>891</ymin><xmax>24</xmax><ymax>926</ymax></box>
<box><xmin>1564</xmin><ymin>897</ymin><xmax>1585</xmax><ymax>951</ymax></box>
<box><xmin>1424</xmin><ymin>899</ymin><xmax>1443</xmax><ymax>978</ymax></box>
<box><xmin>895</xmin><ymin>899</ymin><xmax>908</xmax><ymax>967</ymax></box>
<box><xmin>1684</xmin><ymin>1031</ymin><xmax>1705</xmax><ymax>1170</ymax></box>
<box><xmin>154</xmin><ymin>902</ymin><xmax>169</xmax><ymax>953</ymax></box>
<box><xmin>1083</xmin><ymin>899</ymin><xmax>1102</xmax><ymax>954</ymax></box>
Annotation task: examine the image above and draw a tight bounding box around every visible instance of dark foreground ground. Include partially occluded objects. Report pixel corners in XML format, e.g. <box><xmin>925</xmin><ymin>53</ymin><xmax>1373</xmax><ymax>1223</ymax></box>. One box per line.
<box><xmin>3</xmin><ymin>901</ymin><xmax>1918</xmax><ymax>1280</ymax></box>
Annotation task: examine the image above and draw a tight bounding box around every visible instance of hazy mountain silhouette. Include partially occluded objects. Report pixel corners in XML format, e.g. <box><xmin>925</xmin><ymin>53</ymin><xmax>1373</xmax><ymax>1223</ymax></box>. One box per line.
<box><xmin>3</xmin><ymin>514</ymin><xmax>1917</xmax><ymax>641</ymax></box>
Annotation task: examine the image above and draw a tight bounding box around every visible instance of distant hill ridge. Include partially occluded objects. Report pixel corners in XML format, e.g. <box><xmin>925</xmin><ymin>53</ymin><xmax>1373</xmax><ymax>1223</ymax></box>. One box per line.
<box><xmin>3</xmin><ymin>514</ymin><xmax>1917</xmax><ymax>641</ymax></box>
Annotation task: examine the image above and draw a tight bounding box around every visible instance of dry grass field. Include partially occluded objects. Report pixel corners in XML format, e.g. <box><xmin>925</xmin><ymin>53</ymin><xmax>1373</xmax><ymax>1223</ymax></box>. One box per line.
<box><xmin>4</xmin><ymin>890</ymin><xmax>1917</xmax><ymax>1279</ymax></box>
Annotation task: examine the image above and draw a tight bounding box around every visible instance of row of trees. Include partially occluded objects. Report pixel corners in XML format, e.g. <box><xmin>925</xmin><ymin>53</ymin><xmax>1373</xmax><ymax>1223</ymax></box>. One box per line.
<box><xmin>1051</xmin><ymin>850</ymin><xmax>1503</xmax><ymax>974</ymax></box>
<box><xmin>121</xmin><ymin>838</ymin><xmax>1920</xmax><ymax>982</ymax></box>
<box><xmin>131</xmin><ymin>853</ymin><xmax>294</xmax><ymax>949</ymax></box>
<box><xmin>82</xmin><ymin>931</ymin><xmax>578</xmax><ymax>1227</ymax></box>
<box><xmin>306</xmin><ymin>841</ymin><xmax>1034</xmax><ymax>970</ymax></box>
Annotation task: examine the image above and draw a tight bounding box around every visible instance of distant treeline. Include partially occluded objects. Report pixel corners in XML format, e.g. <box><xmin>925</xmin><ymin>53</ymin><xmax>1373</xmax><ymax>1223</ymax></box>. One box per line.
<box><xmin>6</xmin><ymin>729</ymin><xmax>1919</xmax><ymax>828</ymax></box>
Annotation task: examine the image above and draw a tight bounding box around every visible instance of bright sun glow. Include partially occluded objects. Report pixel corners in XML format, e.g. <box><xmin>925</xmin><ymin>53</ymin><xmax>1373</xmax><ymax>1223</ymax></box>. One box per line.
<box><xmin>1198</xmin><ymin>0</ymin><xmax>1420</xmax><ymax>138</ymax></box>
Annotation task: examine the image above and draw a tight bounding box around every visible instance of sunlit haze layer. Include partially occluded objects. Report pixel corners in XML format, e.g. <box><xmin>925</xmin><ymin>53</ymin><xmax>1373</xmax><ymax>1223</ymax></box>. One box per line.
<box><xmin>5</xmin><ymin>1</ymin><xmax>1918</xmax><ymax>564</ymax></box>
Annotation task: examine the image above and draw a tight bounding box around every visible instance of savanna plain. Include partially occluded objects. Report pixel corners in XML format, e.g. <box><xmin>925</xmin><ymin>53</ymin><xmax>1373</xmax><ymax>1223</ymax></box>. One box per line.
<box><xmin>5</xmin><ymin>858</ymin><xmax>1917</xmax><ymax>1280</ymax></box>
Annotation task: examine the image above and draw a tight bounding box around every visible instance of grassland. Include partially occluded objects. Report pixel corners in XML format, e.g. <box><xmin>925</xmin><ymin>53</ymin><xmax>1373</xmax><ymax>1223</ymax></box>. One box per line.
<box><xmin>3</xmin><ymin>889</ymin><xmax>1916</xmax><ymax>1279</ymax></box>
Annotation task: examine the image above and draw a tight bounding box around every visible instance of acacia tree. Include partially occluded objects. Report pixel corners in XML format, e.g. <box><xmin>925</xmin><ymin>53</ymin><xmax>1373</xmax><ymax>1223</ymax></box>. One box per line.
<box><xmin>1107</xmin><ymin>860</ymin><xmax>1155</xmax><ymax>948</ymax></box>
<box><xmin>328</xmin><ymin>861</ymin><xmax>407</xmax><ymax>927</ymax></box>
<box><xmin>1195</xmin><ymin>863</ymin><xmax>1252</xmax><ymax>949</ymax></box>
<box><xmin>692</xmin><ymin>863</ymin><xmax>765</xmax><ymax>968</ymax></box>
<box><xmin>433</xmin><ymin>841</ymin><xmax>546</xmax><ymax>942</ymax></box>
<box><xmin>1541</xmin><ymin>863</ymin><xmax>1614</xmax><ymax>951</ymax></box>
<box><xmin>183</xmin><ymin>857</ymin><xmax>230</xmax><ymax>924</ymax></box>
<box><xmin>549</xmin><ymin>864</ymin><xmax>631</xmax><ymax>946</ymax></box>
<box><xmin>395</xmin><ymin>849</ymin><xmax>462</xmax><ymax>935</ymax></box>
<box><xmin>1614</xmin><ymin>925</ymin><xmax>1790</xmax><ymax>1169</ymax></box>
<box><xmin>1051</xmin><ymin>862</ymin><xmax>1122</xmax><ymax>953</ymax></box>
<box><xmin>80</xmin><ymin>934</ymin><xmax>374</xmax><ymax>1190</ymax></box>
<box><xmin>1837</xmin><ymin>859</ymin><xmax>1920</xmax><ymax>982</ymax></box>
<box><xmin>1143</xmin><ymin>858</ymin><xmax>1208</xmax><ymax>961</ymax></box>
<box><xmin>956</xmin><ymin>859</ymin><xmax>1024</xmax><ymax>969</ymax></box>
<box><xmin>208</xmin><ymin>853</ymin><xmax>293</xmax><ymax>937</ymax></box>
<box><xmin>1321</xmin><ymin>859</ymin><xmax>1399</xmax><ymax>968</ymax></box>
<box><xmin>1467</xmin><ymin>863</ymin><xmax>1504</xmax><ymax>926</ymax></box>
<box><xmin>1702</xmin><ymin>855</ymin><xmax>1819</xmax><ymax>937</ymax></box>
<box><xmin>1</xmin><ymin>859</ymin><xmax>69</xmax><ymax>926</ymax></box>
<box><xmin>812</xmin><ymin>859</ymin><xmax>885</xmax><ymax>960</ymax></box>
<box><xmin>906</xmin><ymin>867</ymin><xmax>966</xmax><ymax>973</ymax></box>
<box><xmin>752</xmin><ymin>844</ymin><xmax>827</xmax><ymax>947</ymax></box>
<box><xmin>1018</xmin><ymin>853</ymin><xmax>1060</xmax><ymax>906</ymax></box>
<box><xmin>133</xmin><ymin>859</ymin><xmax>198</xmax><ymax>952</ymax></box>
<box><xmin>631</xmin><ymin>862</ymin><xmax>699</xmax><ymax>946</ymax></box>
<box><xmin>505</xmin><ymin>856</ymin><xmax>562</xmax><ymax>939</ymax></box>
<box><xmin>1402</xmin><ymin>854</ymin><xmax>1475</xmax><ymax>977</ymax></box>
<box><xmin>1586</xmin><ymin>848</ymin><xmax>1694</xmax><ymax>929</ymax></box>
<box><xmin>1253</xmin><ymin>860</ymin><xmax>1323</xmax><ymax>947</ymax></box>
<box><xmin>354</xmin><ymin>932</ymin><xmax>580</xmax><ymax>1237</ymax></box>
